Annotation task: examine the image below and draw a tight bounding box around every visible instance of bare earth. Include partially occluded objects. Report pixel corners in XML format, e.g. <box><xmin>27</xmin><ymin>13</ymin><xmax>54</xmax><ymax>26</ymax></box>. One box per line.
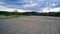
<box><xmin>0</xmin><ymin>16</ymin><xmax>60</xmax><ymax>34</ymax></box>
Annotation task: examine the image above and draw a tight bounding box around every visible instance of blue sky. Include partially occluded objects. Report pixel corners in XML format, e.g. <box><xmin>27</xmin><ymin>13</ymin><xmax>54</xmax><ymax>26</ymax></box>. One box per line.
<box><xmin>0</xmin><ymin>0</ymin><xmax>60</xmax><ymax>11</ymax></box>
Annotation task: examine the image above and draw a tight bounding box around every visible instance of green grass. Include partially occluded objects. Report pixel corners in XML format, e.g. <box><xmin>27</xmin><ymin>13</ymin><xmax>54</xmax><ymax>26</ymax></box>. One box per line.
<box><xmin>0</xmin><ymin>15</ymin><xmax>26</xmax><ymax>18</ymax></box>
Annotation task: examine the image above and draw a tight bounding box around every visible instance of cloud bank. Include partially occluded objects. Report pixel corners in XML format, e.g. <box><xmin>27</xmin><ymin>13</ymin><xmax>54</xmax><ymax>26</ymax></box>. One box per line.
<box><xmin>0</xmin><ymin>0</ymin><xmax>60</xmax><ymax>11</ymax></box>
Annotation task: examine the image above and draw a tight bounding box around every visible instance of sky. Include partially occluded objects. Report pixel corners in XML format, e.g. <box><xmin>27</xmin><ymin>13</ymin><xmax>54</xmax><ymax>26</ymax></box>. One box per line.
<box><xmin>0</xmin><ymin>0</ymin><xmax>60</xmax><ymax>11</ymax></box>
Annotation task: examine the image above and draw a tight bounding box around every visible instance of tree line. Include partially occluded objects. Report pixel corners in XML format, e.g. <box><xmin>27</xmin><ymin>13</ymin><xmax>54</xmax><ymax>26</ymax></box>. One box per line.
<box><xmin>0</xmin><ymin>11</ymin><xmax>60</xmax><ymax>17</ymax></box>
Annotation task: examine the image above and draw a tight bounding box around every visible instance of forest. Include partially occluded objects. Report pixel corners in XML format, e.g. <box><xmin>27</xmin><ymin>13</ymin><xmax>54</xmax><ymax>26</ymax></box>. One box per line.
<box><xmin>0</xmin><ymin>11</ymin><xmax>60</xmax><ymax>17</ymax></box>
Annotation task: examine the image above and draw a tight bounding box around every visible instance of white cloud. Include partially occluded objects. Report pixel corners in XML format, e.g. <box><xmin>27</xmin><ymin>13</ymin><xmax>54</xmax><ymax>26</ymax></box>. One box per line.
<box><xmin>0</xmin><ymin>5</ymin><xmax>7</xmax><ymax>8</ymax></box>
<box><xmin>40</xmin><ymin>7</ymin><xmax>50</xmax><ymax>13</ymax></box>
<box><xmin>6</xmin><ymin>4</ymin><xmax>18</xmax><ymax>8</ymax></box>
<box><xmin>0</xmin><ymin>5</ymin><xmax>32</xmax><ymax>12</ymax></box>
<box><xmin>16</xmin><ymin>9</ymin><xmax>32</xmax><ymax>12</ymax></box>
<box><xmin>39</xmin><ymin>7</ymin><xmax>60</xmax><ymax>13</ymax></box>
<box><xmin>52</xmin><ymin>3</ymin><xmax>56</xmax><ymax>6</ymax></box>
<box><xmin>50</xmin><ymin>7</ymin><xmax>60</xmax><ymax>12</ymax></box>
<box><xmin>23</xmin><ymin>3</ymin><xmax>37</xmax><ymax>8</ymax></box>
<box><xmin>0</xmin><ymin>2</ymin><xmax>5</xmax><ymax>4</ymax></box>
<box><xmin>0</xmin><ymin>0</ymin><xmax>37</xmax><ymax>9</ymax></box>
<box><xmin>0</xmin><ymin>0</ymin><xmax>60</xmax><ymax>11</ymax></box>
<box><xmin>19</xmin><ymin>0</ymin><xmax>38</xmax><ymax>8</ymax></box>
<box><xmin>50</xmin><ymin>3</ymin><xmax>58</xmax><ymax>6</ymax></box>
<box><xmin>0</xmin><ymin>5</ymin><xmax>15</xmax><ymax>12</ymax></box>
<box><xmin>29</xmin><ymin>1</ymin><xmax>34</xmax><ymax>4</ymax></box>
